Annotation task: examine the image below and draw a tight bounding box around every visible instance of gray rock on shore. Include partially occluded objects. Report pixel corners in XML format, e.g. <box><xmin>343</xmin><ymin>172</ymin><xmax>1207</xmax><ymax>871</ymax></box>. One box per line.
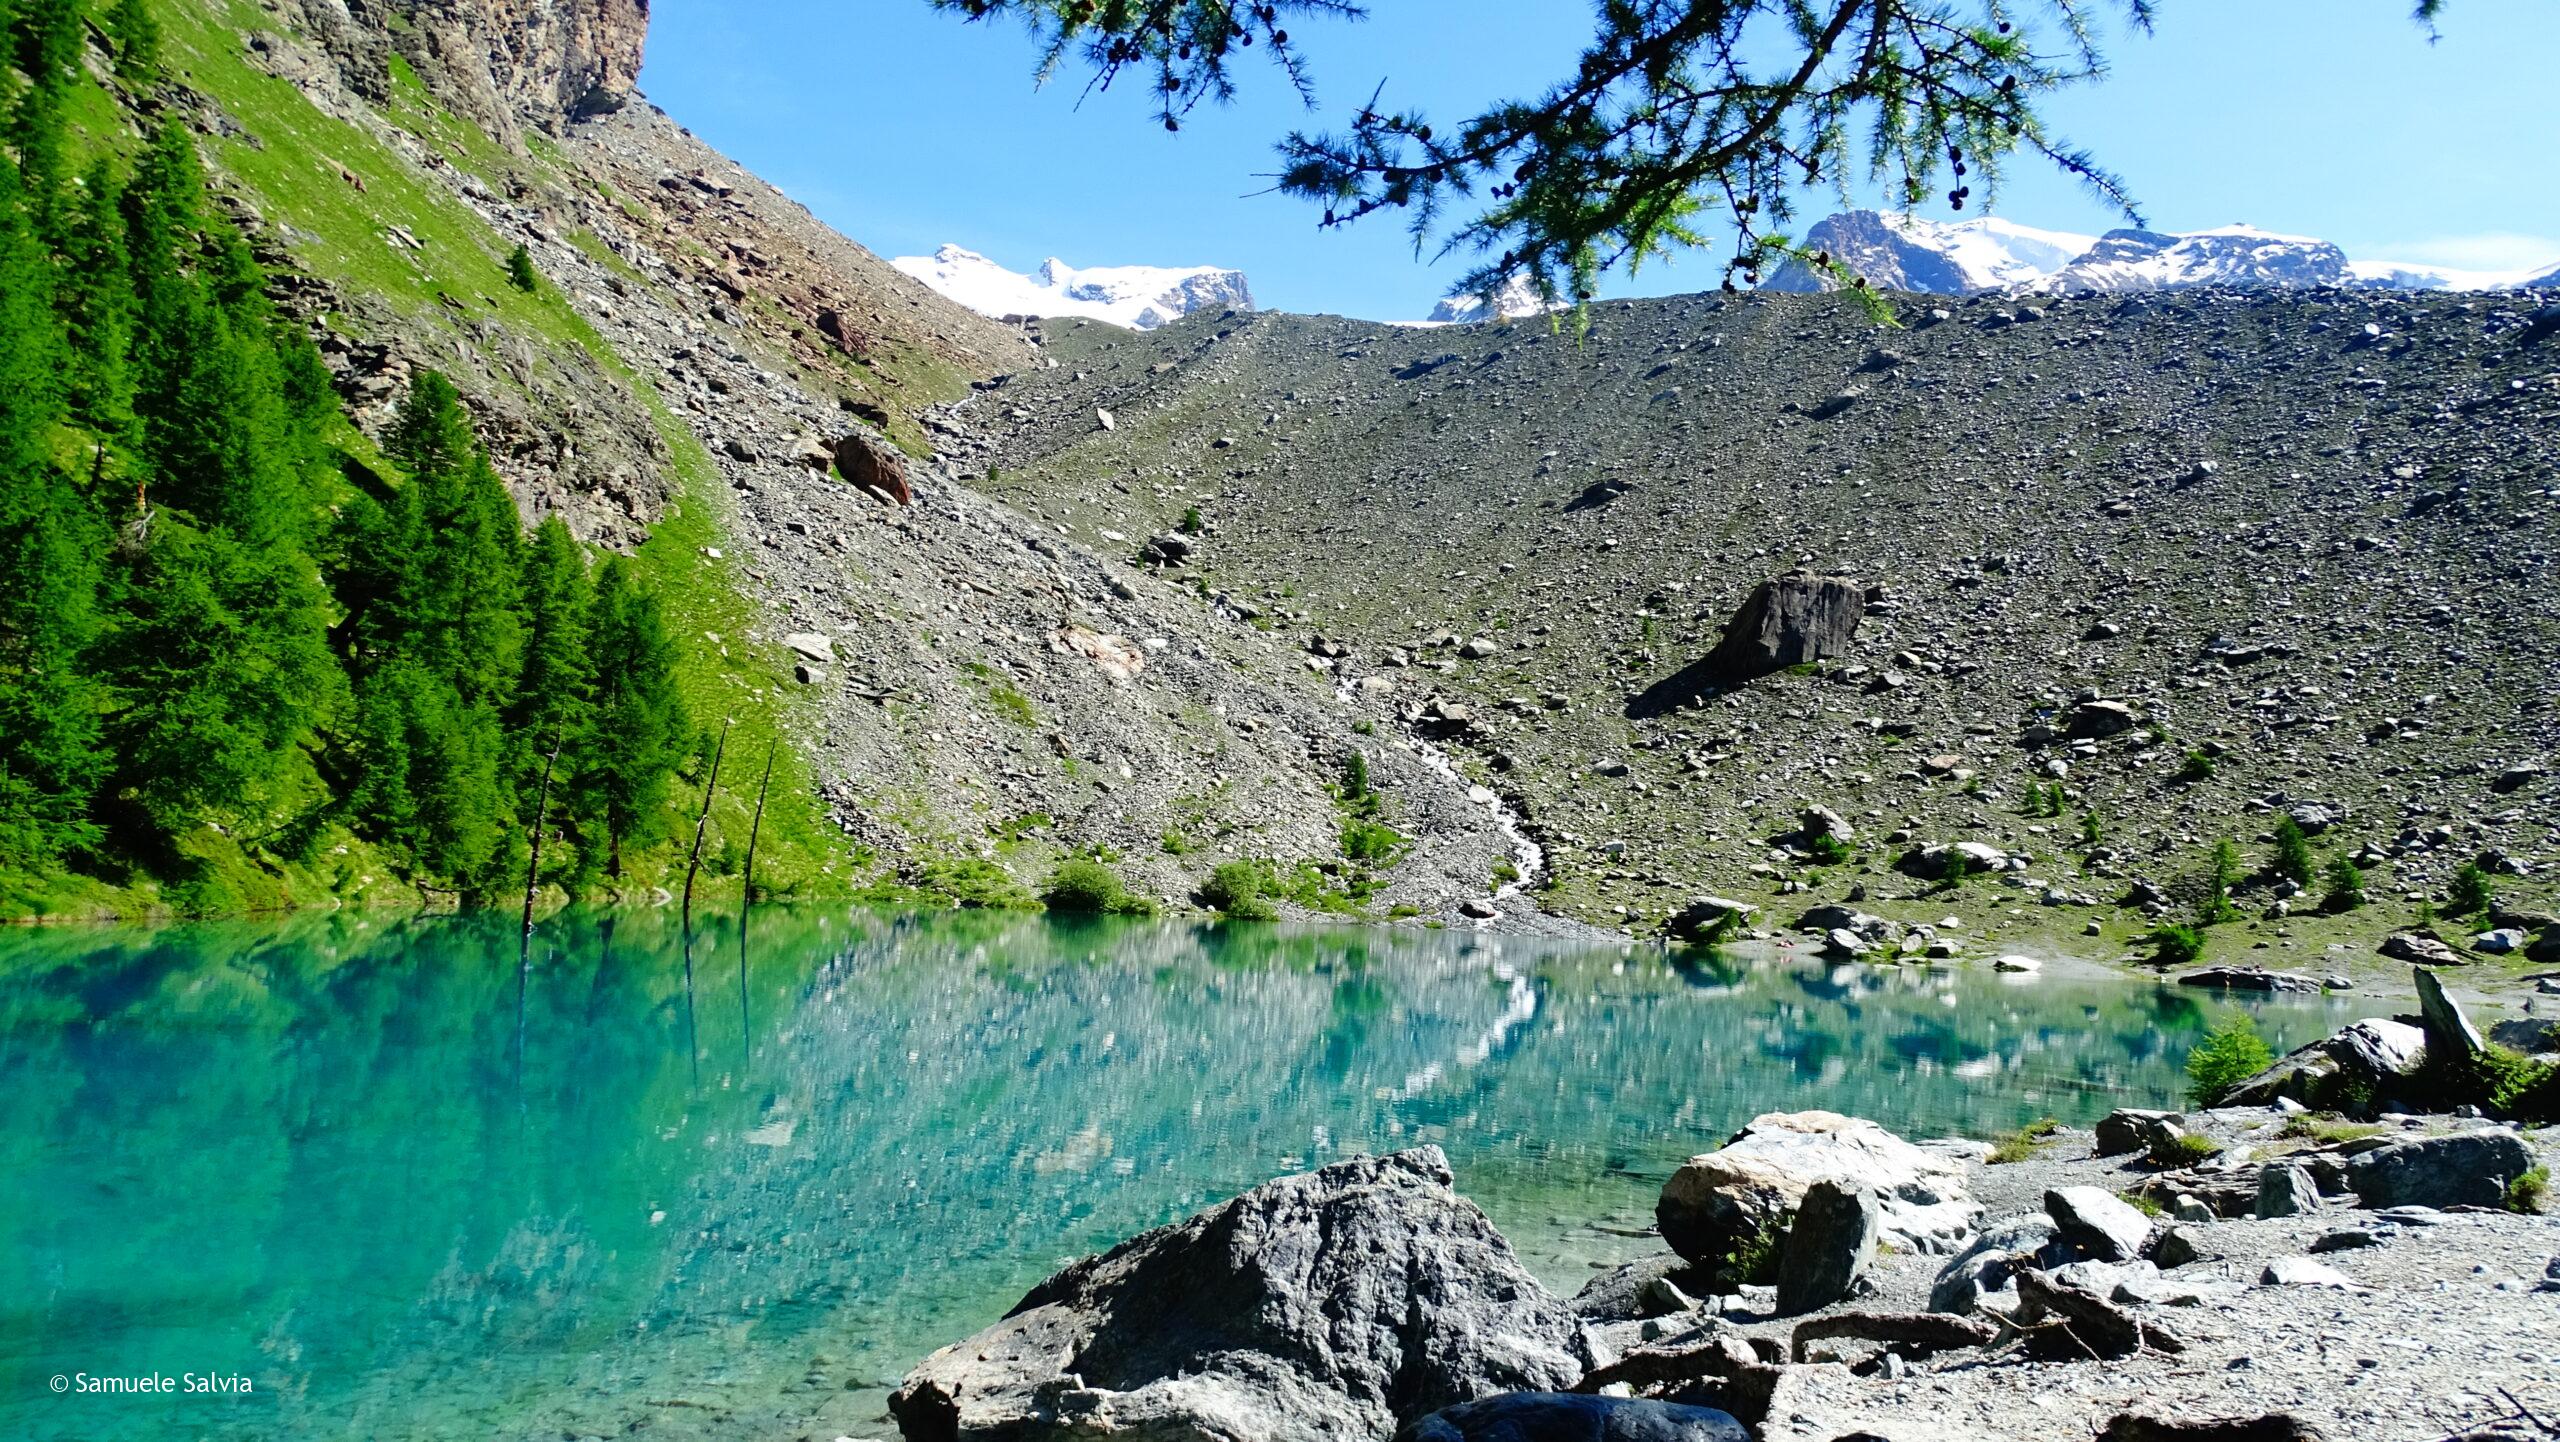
<box><xmin>889</xmin><ymin>1147</ymin><xmax>1587</xmax><ymax>1442</ymax></box>
<box><xmin>1774</xmin><ymin>1180</ymin><xmax>1881</xmax><ymax>1315</ymax></box>
<box><xmin>2344</xmin><ymin>1129</ymin><xmax>2533</xmax><ymax>1209</ymax></box>
<box><xmin>1656</xmin><ymin>1111</ymin><xmax>1977</xmax><ymax>1269</ymax></box>
<box><xmin>2045</xmin><ymin>1186</ymin><xmax>2153</xmax><ymax>1262</ymax></box>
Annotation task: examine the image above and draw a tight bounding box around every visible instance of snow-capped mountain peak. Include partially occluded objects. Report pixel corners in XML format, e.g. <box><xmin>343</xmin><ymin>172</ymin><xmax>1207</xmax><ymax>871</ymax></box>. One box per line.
<box><xmin>1763</xmin><ymin>209</ymin><xmax>2560</xmax><ymax>297</ymax></box>
<box><xmin>1426</xmin><ymin>273</ymin><xmax>1568</xmax><ymax>324</ymax></box>
<box><xmin>1764</xmin><ymin>212</ymin><xmax>2096</xmax><ymax>295</ymax></box>
<box><xmin>892</xmin><ymin>245</ymin><xmax>1253</xmax><ymax>330</ymax></box>
<box><xmin>2042</xmin><ymin>224</ymin><xmax>2350</xmax><ymax>292</ymax></box>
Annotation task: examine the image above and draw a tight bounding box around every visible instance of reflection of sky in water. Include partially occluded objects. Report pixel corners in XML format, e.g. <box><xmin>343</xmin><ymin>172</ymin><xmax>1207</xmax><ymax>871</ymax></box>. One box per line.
<box><xmin>0</xmin><ymin>908</ymin><xmax>2352</xmax><ymax>1441</ymax></box>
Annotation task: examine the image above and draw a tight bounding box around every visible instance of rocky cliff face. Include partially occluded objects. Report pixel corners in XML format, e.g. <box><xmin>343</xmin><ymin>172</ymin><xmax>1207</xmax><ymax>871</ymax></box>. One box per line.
<box><xmin>408</xmin><ymin>0</ymin><xmax>649</xmax><ymax>126</ymax></box>
<box><xmin>282</xmin><ymin>0</ymin><xmax>647</xmax><ymax>139</ymax></box>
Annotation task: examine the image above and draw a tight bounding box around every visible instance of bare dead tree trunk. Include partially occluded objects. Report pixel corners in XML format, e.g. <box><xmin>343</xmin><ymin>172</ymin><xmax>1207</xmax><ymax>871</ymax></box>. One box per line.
<box><xmin>740</xmin><ymin>738</ymin><xmax>777</xmax><ymax>908</ymax></box>
<box><xmin>520</xmin><ymin>725</ymin><xmax>565</xmax><ymax>960</ymax></box>
<box><xmin>681</xmin><ymin>718</ymin><xmax>732</xmax><ymax>933</ymax></box>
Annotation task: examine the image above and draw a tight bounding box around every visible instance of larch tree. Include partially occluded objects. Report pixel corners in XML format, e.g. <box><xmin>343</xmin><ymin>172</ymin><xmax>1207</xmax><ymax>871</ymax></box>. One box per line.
<box><xmin>936</xmin><ymin>0</ymin><xmax>2451</xmax><ymax>311</ymax></box>
<box><xmin>578</xmin><ymin>554</ymin><xmax>690</xmax><ymax>879</ymax></box>
<box><xmin>0</xmin><ymin>157</ymin><xmax>106</xmax><ymax>868</ymax></box>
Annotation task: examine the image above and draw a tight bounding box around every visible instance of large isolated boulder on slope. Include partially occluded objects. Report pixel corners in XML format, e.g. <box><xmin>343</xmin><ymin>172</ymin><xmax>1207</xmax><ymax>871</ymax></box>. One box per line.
<box><xmin>1656</xmin><ymin>1111</ymin><xmax>1976</xmax><ymax>1268</ymax></box>
<box><xmin>1626</xmin><ymin>573</ymin><xmax>1864</xmax><ymax>716</ymax></box>
<box><xmin>834</xmin><ymin>431</ymin><xmax>912</xmax><ymax>505</ymax></box>
<box><xmin>889</xmin><ymin>1147</ymin><xmax>1587</xmax><ymax>1442</ymax></box>
<box><xmin>1397</xmin><ymin>1393</ymin><xmax>1751</xmax><ymax>1442</ymax></box>
<box><xmin>1703</xmin><ymin>572</ymin><xmax>1864</xmax><ymax>682</ymax></box>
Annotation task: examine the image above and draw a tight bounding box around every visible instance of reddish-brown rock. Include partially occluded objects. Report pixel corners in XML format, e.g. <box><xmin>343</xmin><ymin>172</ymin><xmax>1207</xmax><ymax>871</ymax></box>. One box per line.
<box><xmin>835</xmin><ymin>433</ymin><xmax>911</xmax><ymax>506</ymax></box>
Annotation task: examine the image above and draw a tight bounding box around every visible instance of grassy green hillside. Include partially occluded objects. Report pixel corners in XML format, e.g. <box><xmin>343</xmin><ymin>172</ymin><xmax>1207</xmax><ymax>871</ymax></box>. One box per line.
<box><xmin>2</xmin><ymin>0</ymin><xmax>851</xmax><ymax>919</ymax></box>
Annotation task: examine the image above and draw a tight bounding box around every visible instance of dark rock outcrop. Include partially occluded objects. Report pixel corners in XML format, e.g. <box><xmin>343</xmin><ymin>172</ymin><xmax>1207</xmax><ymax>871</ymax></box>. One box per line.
<box><xmin>1703</xmin><ymin>572</ymin><xmax>1863</xmax><ymax>681</ymax></box>
<box><xmin>889</xmin><ymin>1148</ymin><xmax>1588</xmax><ymax>1442</ymax></box>
<box><xmin>1630</xmin><ymin>574</ymin><xmax>1861</xmax><ymax>715</ymax></box>
<box><xmin>1395</xmin><ymin>1393</ymin><xmax>1750</xmax><ymax>1442</ymax></box>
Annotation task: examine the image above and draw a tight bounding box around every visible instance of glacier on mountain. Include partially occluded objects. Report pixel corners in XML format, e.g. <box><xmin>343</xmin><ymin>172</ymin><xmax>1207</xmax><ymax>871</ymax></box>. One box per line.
<box><xmin>1765</xmin><ymin>210</ymin><xmax>2557</xmax><ymax>296</ymax></box>
<box><xmin>891</xmin><ymin>245</ymin><xmax>1254</xmax><ymax>330</ymax></box>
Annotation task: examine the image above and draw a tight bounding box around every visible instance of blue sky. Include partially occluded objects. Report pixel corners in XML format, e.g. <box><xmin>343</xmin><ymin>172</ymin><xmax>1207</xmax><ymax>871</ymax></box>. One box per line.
<box><xmin>641</xmin><ymin>1</ymin><xmax>2560</xmax><ymax>320</ymax></box>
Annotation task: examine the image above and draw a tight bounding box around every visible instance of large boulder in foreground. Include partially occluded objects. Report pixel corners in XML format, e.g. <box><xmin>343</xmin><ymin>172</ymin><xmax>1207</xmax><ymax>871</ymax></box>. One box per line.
<box><xmin>890</xmin><ymin>1148</ymin><xmax>1587</xmax><ymax>1442</ymax></box>
<box><xmin>1656</xmin><ymin>1111</ymin><xmax>1976</xmax><ymax>1268</ymax></box>
<box><xmin>1397</xmin><ymin>1393</ymin><xmax>1750</xmax><ymax>1442</ymax></box>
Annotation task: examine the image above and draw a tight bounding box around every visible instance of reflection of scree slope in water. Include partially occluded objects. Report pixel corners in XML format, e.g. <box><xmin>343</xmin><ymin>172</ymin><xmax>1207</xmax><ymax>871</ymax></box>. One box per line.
<box><xmin>0</xmin><ymin>908</ymin><xmax>2352</xmax><ymax>1442</ymax></box>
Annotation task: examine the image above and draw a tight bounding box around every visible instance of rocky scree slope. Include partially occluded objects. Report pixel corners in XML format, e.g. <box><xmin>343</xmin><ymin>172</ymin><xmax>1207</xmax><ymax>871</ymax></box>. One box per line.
<box><xmin>165</xmin><ymin>0</ymin><xmax>1516</xmax><ymax>913</ymax></box>
<box><xmin>947</xmin><ymin>288</ymin><xmax>2559</xmax><ymax>971</ymax></box>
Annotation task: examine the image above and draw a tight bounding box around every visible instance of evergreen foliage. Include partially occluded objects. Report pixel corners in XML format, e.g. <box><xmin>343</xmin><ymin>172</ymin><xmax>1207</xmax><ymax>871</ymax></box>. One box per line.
<box><xmin>505</xmin><ymin>241</ymin><xmax>539</xmax><ymax>293</ymax></box>
<box><xmin>0</xmin><ymin>66</ymin><xmax>701</xmax><ymax>910</ymax></box>
<box><xmin>2449</xmin><ymin>860</ymin><xmax>2495</xmax><ymax>917</ymax></box>
<box><xmin>0</xmin><ymin>158</ymin><xmax>108</xmax><ymax>867</ymax></box>
<box><xmin>2196</xmin><ymin>838</ymin><xmax>2242</xmax><ymax>924</ymax></box>
<box><xmin>2184</xmin><ymin>1011</ymin><xmax>2274</xmax><ymax>1107</ymax></box>
<box><xmin>2269</xmin><ymin>816</ymin><xmax>2316</xmax><ymax>886</ymax></box>
<box><xmin>104</xmin><ymin>0</ymin><xmax>158</xmax><ymax>84</ymax></box>
<box><xmin>580</xmin><ymin>554</ymin><xmax>692</xmax><ymax>878</ymax></box>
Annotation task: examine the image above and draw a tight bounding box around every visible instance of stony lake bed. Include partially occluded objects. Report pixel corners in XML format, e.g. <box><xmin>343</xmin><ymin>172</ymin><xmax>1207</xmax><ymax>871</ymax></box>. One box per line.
<box><xmin>1</xmin><ymin>906</ymin><xmax>2549</xmax><ymax>1441</ymax></box>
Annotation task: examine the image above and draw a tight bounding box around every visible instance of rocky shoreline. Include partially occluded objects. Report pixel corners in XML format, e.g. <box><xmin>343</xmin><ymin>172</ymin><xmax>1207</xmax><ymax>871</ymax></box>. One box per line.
<box><xmin>874</xmin><ymin>972</ymin><xmax>2557</xmax><ymax>1442</ymax></box>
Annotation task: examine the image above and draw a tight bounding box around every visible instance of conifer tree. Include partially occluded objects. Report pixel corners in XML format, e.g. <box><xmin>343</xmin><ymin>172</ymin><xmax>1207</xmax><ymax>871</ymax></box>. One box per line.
<box><xmin>59</xmin><ymin>161</ymin><xmax>138</xmax><ymax>455</ymax></box>
<box><xmin>513</xmin><ymin>515</ymin><xmax>595</xmax><ymax>879</ymax></box>
<box><xmin>122</xmin><ymin>120</ymin><xmax>201</xmax><ymax>303</ymax></box>
<box><xmin>6</xmin><ymin>0</ymin><xmax>81</xmax><ymax>248</ymax></box>
<box><xmin>513</xmin><ymin>516</ymin><xmax>594</xmax><ymax>758</ymax></box>
<box><xmin>104</xmin><ymin>0</ymin><xmax>156</xmax><ymax>85</ymax></box>
<box><xmin>384</xmin><ymin>372</ymin><xmax>523</xmax><ymax>703</ymax></box>
<box><xmin>336</xmin><ymin>373</ymin><xmax>528</xmax><ymax>893</ymax></box>
<box><xmin>579</xmin><ymin>554</ymin><xmax>689</xmax><ymax>877</ymax></box>
<box><xmin>105</xmin><ymin>126</ymin><xmax>341</xmax><ymax>836</ymax></box>
<box><xmin>0</xmin><ymin>158</ymin><xmax>107</xmax><ymax>867</ymax></box>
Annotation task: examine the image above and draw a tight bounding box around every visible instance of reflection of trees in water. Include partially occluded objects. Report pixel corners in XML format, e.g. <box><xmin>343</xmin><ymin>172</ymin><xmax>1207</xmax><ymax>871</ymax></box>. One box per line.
<box><xmin>0</xmin><ymin>912</ymin><xmax>2352</xmax><ymax>1442</ymax></box>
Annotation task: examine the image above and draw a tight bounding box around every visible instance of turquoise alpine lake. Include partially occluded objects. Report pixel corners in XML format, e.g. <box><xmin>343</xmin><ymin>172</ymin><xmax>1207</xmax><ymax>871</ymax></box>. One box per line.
<box><xmin>0</xmin><ymin>908</ymin><xmax>2349</xmax><ymax>1440</ymax></box>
